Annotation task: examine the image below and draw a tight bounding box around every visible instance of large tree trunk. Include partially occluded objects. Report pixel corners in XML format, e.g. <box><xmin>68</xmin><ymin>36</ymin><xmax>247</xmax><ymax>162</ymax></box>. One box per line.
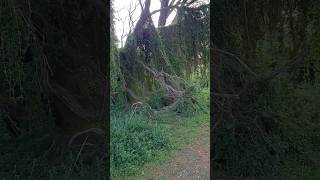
<box><xmin>120</xmin><ymin>0</ymin><xmax>151</xmax><ymax>104</ymax></box>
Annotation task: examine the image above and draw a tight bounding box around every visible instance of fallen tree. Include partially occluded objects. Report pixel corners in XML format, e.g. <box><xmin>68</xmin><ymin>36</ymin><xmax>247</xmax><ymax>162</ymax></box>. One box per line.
<box><xmin>116</xmin><ymin>0</ymin><xmax>209</xmax><ymax>113</ymax></box>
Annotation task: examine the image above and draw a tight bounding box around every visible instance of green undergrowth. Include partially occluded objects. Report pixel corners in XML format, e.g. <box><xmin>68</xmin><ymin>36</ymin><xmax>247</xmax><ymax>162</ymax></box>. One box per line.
<box><xmin>0</xmin><ymin>113</ymin><xmax>105</xmax><ymax>179</ymax></box>
<box><xmin>110</xmin><ymin>109</ymin><xmax>172</xmax><ymax>177</ymax></box>
<box><xmin>111</xmin><ymin>88</ymin><xmax>209</xmax><ymax>179</ymax></box>
<box><xmin>131</xmin><ymin>112</ymin><xmax>210</xmax><ymax>180</ymax></box>
<box><xmin>214</xmin><ymin>80</ymin><xmax>320</xmax><ymax>178</ymax></box>
<box><xmin>266</xmin><ymin>81</ymin><xmax>320</xmax><ymax>179</ymax></box>
<box><xmin>0</xmin><ymin>129</ymin><xmax>106</xmax><ymax>180</ymax></box>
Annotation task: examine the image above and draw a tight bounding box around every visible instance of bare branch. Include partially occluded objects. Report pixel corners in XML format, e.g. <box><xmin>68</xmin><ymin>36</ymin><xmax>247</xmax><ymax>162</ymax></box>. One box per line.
<box><xmin>151</xmin><ymin>0</ymin><xmax>200</xmax><ymax>18</ymax></box>
<box><xmin>169</xmin><ymin>0</ymin><xmax>177</xmax><ymax>7</ymax></box>
<box><xmin>128</xmin><ymin>0</ymin><xmax>140</xmax><ymax>34</ymax></box>
<box><xmin>150</xmin><ymin>5</ymin><xmax>180</xmax><ymax>15</ymax></box>
<box><xmin>138</xmin><ymin>0</ymin><xmax>144</xmax><ymax>10</ymax></box>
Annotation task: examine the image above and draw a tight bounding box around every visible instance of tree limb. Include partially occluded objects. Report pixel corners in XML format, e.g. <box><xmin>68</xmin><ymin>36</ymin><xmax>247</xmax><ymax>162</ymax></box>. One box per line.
<box><xmin>213</xmin><ymin>47</ymin><xmax>258</xmax><ymax>77</ymax></box>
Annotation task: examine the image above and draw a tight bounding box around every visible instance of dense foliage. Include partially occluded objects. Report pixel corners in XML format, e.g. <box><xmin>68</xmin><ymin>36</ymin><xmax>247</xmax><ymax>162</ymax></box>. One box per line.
<box><xmin>1</xmin><ymin>0</ymin><xmax>107</xmax><ymax>179</ymax></box>
<box><xmin>212</xmin><ymin>0</ymin><xmax>320</xmax><ymax>178</ymax></box>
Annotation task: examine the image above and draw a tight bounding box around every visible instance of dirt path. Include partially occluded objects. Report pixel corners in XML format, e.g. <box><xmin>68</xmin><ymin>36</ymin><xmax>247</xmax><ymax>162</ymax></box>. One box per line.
<box><xmin>133</xmin><ymin>126</ymin><xmax>210</xmax><ymax>180</ymax></box>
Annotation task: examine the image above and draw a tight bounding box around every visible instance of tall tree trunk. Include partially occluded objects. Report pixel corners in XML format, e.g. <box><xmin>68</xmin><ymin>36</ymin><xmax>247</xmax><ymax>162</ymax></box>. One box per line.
<box><xmin>158</xmin><ymin>0</ymin><xmax>170</xmax><ymax>26</ymax></box>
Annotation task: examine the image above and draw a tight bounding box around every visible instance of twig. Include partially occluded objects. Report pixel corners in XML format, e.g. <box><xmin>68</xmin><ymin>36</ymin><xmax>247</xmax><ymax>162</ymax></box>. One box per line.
<box><xmin>68</xmin><ymin>136</ymin><xmax>89</xmax><ymax>177</ymax></box>
<box><xmin>150</xmin><ymin>5</ymin><xmax>180</xmax><ymax>15</ymax></box>
<box><xmin>68</xmin><ymin>128</ymin><xmax>104</xmax><ymax>146</ymax></box>
<box><xmin>138</xmin><ymin>0</ymin><xmax>144</xmax><ymax>10</ymax></box>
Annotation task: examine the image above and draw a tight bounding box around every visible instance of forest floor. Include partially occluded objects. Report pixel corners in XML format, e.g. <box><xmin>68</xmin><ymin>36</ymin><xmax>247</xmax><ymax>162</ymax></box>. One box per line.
<box><xmin>113</xmin><ymin>112</ymin><xmax>210</xmax><ymax>180</ymax></box>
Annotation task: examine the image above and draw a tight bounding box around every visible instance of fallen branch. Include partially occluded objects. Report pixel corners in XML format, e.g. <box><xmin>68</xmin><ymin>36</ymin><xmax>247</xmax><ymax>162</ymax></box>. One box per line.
<box><xmin>154</xmin><ymin>99</ymin><xmax>180</xmax><ymax>113</ymax></box>
<box><xmin>213</xmin><ymin>47</ymin><xmax>258</xmax><ymax>77</ymax></box>
<box><xmin>136</xmin><ymin>59</ymin><xmax>184</xmax><ymax>96</ymax></box>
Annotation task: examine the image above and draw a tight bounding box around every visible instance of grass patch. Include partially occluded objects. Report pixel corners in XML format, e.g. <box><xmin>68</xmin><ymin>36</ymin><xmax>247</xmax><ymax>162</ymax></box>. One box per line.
<box><xmin>0</xmin><ymin>132</ymin><xmax>106</xmax><ymax>180</ymax></box>
<box><xmin>129</xmin><ymin>111</ymin><xmax>209</xmax><ymax>180</ymax></box>
<box><xmin>110</xmin><ymin>88</ymin><xmax>209</xmax><ymax>179</ymax></box>
<box><xmin>110</xmin><ymin>110</ymin><xmax>172</xmax><ymax>177</ymax></box>
<box><xmin>111</xmin><ymin>103</ymin><xmax>209</xmax><ymax>179</ymax></box>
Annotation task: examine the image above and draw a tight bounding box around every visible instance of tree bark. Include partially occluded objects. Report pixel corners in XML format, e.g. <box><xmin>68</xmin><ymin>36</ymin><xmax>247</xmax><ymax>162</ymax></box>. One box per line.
<box><xmin>158</xmin><ymin>0</ymin><xmax>170</xmax><ymax>26</ymax></box>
